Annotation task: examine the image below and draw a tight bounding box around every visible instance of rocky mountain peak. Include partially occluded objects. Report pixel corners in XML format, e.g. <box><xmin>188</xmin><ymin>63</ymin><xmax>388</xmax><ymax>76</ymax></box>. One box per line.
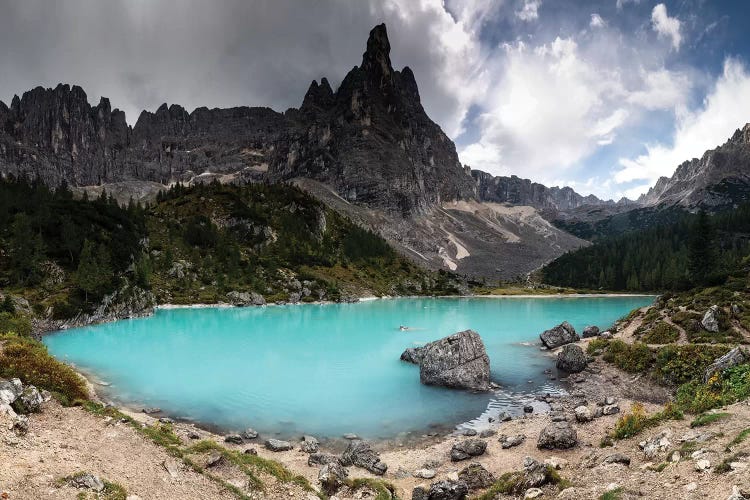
<box><xmin>300</xmin><ymin>78</ymin><xmax>334</xmax><ymax>114</ymax></box>
<box><xmin>362</xmin><ymin>23</ymin><xmax>393</xmax><ymax>80</ymax></box>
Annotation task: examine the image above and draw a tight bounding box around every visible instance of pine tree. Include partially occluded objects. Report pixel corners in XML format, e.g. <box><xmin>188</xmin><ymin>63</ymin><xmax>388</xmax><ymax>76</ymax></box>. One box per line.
<box><xmin>688</xmin><ymin>210</ymin><xmax>715</xmax><ymax>285</ymax></box>
<box><xmin>76</xmin><ymin>240</ymin><xmax>112</xmax><ymax>302</ymax></box>
<box><xmin>9</xmin><ymin>213</ymin><xmax>45</xmax><ymax>285</ymax></box>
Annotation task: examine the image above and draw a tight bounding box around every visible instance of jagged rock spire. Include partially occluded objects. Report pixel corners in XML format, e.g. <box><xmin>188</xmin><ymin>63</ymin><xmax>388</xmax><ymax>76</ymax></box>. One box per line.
<box><xmin>362</xmin><ymin>23</ymin><xmax>394</xmax><ymax>83</ymax></box>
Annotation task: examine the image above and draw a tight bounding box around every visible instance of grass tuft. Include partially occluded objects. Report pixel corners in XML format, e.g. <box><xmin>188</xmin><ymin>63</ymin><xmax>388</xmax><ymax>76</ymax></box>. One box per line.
<box><xmin>689</xmin><ymin>412</ymin><xmax>730</xmax><ymax>428</ymax></box>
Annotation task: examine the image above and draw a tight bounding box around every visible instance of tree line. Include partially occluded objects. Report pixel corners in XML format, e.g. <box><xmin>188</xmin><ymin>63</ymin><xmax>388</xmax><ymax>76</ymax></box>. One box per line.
<box><xmin>543</xmin><ymin>206</ymin><xmax>750</xmax><ymax>291</ymax></box>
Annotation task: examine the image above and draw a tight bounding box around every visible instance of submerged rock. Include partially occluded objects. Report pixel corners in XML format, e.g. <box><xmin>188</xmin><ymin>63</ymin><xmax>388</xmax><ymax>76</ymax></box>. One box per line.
<box><xmin>417</xmin><ymin>330</ymin><xmax>491</xmax><ymax>391</ymax></box>
<box><xmin>340</xmin><ymin>440</ymin><xmax>387</xmax><ymax>475</ymax></box>
<box><xmin>556</xmin><ymin>344</ymin><xmax>588</xmax><ymax>373</ymax></box>
<box><xmin>539</xmin><ymin>321</ymin><xmax>579</xmax><ymax>349</ymax></box>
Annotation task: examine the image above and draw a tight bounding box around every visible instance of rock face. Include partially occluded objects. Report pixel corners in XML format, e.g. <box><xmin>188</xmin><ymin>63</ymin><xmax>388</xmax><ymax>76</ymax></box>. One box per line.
<box><xmin>537</xmin><ymin>422</ymin><xmax>578</xmax><ymax>449</ymax></box>
<box><xmin>539</xmin><ymin>321</ymin><xmax>579</xmax><ymax>349</ymax></box>
<box><xmin>556</xmin><ymin>344</ymin><xmax>588</xmax><ymax>373</ymax></box>
<box><xmin>340</xmin><ymin>440</ymin><xmax>387</xmax><ymax>475</ymax></box>
<box><xmin>267</xmin><ymin>24</ymin><xmax>477</xmax><ymax>215</ymax></box>
<box><xmin>416</xmin><ymin>330</ymin><xmax>491</xmax><ymax>391</ymax></box>
<box><xmin>701</xmin><ymin>305</ymin><xmax>721</xmax><ymax>332</ymax></box>
<box><xmin>472</xmin><ymin>171</ymin><xmax>619</xmax><ymax>211</ymax></box>
<box><xmin>639</xmin><ymin>124</ymin><xmax>750</xmax><ymax>210</ymax></box>
<box><xmin>400</xmin><ymin>347</ymin><xmax>425</xmax><ymax>364</ymax></box>
<box><xmin>704</xmin><ymin>347</ymin><xmax>747</xmax><ymax>382</ymax></box>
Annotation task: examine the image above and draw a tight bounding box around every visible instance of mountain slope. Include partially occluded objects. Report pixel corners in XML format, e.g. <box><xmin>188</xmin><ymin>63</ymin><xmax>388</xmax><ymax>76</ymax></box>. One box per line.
<box><xmin>0</xmin><ymin>24</ymin><xmax>592</xmax><ymax>280</ymax></box>
<box><xmin>639</xmin><ymin>124</ymin><xmax>750</xmax><ymax>210</ymax></box>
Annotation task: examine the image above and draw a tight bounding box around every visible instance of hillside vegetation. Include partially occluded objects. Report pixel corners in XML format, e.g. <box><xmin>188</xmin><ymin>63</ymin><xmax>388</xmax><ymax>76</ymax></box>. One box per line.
<box><xmin>543</xmin><ymin>206</ymin><xmax>750</xmax><ymax>291</ymax></box>
<box><xmin>0</xmin><ymin>177</ymin><xmax>458</xmax><ymax>322</ymax></box>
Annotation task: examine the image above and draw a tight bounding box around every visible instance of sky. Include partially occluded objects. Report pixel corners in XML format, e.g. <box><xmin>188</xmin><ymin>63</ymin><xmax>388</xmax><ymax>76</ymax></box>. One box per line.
<box><xmin>1</xmin><ymin>0</ymin><xmax>749</xmax><ymax>200</ymax></box>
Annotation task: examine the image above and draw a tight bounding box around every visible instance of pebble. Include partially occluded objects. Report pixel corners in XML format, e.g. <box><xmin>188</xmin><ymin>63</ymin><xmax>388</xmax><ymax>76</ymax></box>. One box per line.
<box><xmin>524</xmin><ymin>488</ymin><xmax>543</xmax><ymax>499</ymax></box>
<box><xmin>413</xmin><ymin>469</ymin><xmax>436</xmax><ymax>479</ymax></box>
<box><xmin>685</xmin><ymin>482</ymin><xmax>698</xmax><ymax>492</ymax></box>
<box><xmin>694</xmin><ymin>459</ymin><xmax>711</xmax><ymax>471</ymax></box>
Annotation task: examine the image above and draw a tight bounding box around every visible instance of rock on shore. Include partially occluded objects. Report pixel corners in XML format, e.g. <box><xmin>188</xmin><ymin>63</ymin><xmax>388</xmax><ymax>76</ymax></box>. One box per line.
<box><xmin>556</xmin><ymin>344</ymin><xmax>588</xmax><ymax>373</ymax></box>
<box><xmin>540</xmin><ymin>321</ymin><xmax>579</xmax><ymax>349</ymax></box>
<box><xmin>412</xmin><ymin>329</ymin><xmax>491</xmax><ymax>392</ymax></box>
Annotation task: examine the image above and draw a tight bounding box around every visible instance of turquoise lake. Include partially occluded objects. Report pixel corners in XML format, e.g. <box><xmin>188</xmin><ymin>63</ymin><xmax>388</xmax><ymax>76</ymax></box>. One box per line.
<box><xmin>44</xmin><ymin>296</ymin><xmax>654</xmax><ymax>439</ymax></box>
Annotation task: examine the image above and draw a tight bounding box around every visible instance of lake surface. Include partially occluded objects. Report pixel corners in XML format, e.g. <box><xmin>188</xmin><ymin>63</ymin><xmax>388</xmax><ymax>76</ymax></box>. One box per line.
<box><xmin>44</xmin><ymin>296</ymin><xmax>654</xmax><ymax>439</ymax></box>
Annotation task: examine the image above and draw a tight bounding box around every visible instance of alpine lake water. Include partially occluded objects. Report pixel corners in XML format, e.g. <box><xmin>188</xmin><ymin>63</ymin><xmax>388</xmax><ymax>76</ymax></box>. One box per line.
<box><xmin>44</xmin><ymin>296</ymin><xmax>654</xmax><ymax>441</ymax></box>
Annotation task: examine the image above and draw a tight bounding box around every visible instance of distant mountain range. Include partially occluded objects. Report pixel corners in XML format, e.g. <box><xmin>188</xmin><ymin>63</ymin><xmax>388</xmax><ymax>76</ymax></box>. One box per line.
<box><xmin>1</xmin><ymin>23</ymin><xmax>749</xmax><ymax>280</ymax></box>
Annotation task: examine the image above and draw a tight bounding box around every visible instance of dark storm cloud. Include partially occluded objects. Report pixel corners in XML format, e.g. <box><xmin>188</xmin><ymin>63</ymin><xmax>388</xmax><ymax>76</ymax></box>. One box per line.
<box><xmin>0</xmin><ymin>0</ymin><xmax>475</xmax><ymax>130</ymax></box>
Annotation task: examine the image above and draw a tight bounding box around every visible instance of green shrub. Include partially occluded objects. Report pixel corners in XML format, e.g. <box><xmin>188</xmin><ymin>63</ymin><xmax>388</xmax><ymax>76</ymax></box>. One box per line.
<box><xmin>587</xmin><ymin>338</ymin><xmax>611</xmax><ymax>355</ymax></box>
<box><xmin>603</xmin><ymin>340</ymin><xmax>653</xmax><ymax>373</ymax></box>
<box><xmin>0</xmin><ymin>336</ymin><xmax>89</xmax><ymax>404</ymax></box>
<box><xmin>612</xmin><ymin>402</ymin><xmax>683</xmax><ymax>439</ymax></box>
<box><xmin>640</xmin><ymin>322</ymin><xmax>679</xmax><ymax>344</ymax></box>
<box><xmin>0</xmin><ymin>312</ymin><xmax>32</xmax><ymax>337</ymax></box>
<box><xmin>654</xmin><ymin>344</ymin><xmax>730</xmax><ymax>385</ymax></box>
<box><xmin>690</xmin><ymin>412</ymin><xmax>730</xmax><ymax>428</ymax></box>
<box><xmin>676</xmin><ymin>363</ymin><xmax>750</xmax><ymax>413</ymax></box>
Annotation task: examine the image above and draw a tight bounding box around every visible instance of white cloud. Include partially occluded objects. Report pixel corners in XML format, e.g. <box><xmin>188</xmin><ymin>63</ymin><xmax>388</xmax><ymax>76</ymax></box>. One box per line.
<box><xmin>651</xmin><ymin>3</ymin><xmax>682</xmax><ymax>51</ymax></box>
<box><xmin>516</xmin><ymin>0</ymin><xmax>541</xmax><ymax>22</ymax></box>
<box><xmin>590</xmin><ymin>13</ymin><xmax>606</xmax><ymax>28</ymax></box>
<box><xmin>458</xmin><ymin>30</ymin><xmax>690</xmax><ymax>187</ymax></box>
<box><xmin>616</xmin><ymin>58</ymin><xmax>750</xmax><ymax>190</ymax></box>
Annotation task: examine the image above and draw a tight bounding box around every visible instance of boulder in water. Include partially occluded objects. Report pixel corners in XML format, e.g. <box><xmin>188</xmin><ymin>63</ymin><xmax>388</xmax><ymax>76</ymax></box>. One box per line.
<box><xmin>400</xmin><ymin>347</ymin><xmax>425</xmax><ymax>364</ymax></box>
<box><xmin>539</xmin><ymin>321</ymin><xmax>579</xmax><ymax>349</ymax></box>
<box><xmin>417</xmin><ymin>330</ymin><xmax>491</xmax><ymax>391</ymax></box>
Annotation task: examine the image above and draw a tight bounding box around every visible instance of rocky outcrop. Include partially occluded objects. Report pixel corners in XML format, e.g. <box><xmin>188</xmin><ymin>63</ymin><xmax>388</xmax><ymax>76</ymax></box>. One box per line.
<box><xmin>556</xmin><ymin>344</ymin><xmax>588</xmax><ymax>373</ymax></box>
<box><xmin>340</xmin><ymin>440</ymin><xmax>387</xmax><ymax>475</ymax></box>
<box><xmin>400</xmin><ymin>347</ymin><xmax>425</xmax><ymax>364</ymax></box>
<box><xmin>537</xmin><ymin>421</ymin><xmax>578</xmax><ymax>449</ymax></box>
<box><xmin>0</xmin><ymin>378</ymin><xmax>48</xmax><ymax>418</ymax></box>
<box><xmin>318</xmin><ymin>462</ymin><xmax>348</xmax><ymax>496</ymax></box>
<box><xmin>226</xmin><ymin>291</ymin><xmax>266</xmax><ymax>306</ymax></box>
<box><xmin>704</xmin><ymin>347</ymin><xmax>747</xmax><ymax>382</ymax></box>
<box><xmin>539</xmin><ymin>321</ymin><xmax>579</xmax><ymax>349</ymax></box>
<box><xmin>458</xmin><ymin>463</ymin><xmax>495</xmax><ymax>490</ymax></box>
<box><xmin>471</xmin><ymin>171</ymin><xmax>623</xmax><ymax>211</ymax></box>
<box><xmin>639</xmin><ymin>123</ymin><xmax>750</xmax><ymax>210</ymax></box>
<box><xmin>267</xmin><ymin>24</ymin><xmax>477</xmax><ymax>215</ymax></box>
<box><xmin>416</xmin><ymin>330</ymin><xmax>491</xmax><ymax>391</ymax></box>
<box><xmin>701</xmin><ymin>305</ymin><xmax>721</xmax><ymax>332</ymax></box>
